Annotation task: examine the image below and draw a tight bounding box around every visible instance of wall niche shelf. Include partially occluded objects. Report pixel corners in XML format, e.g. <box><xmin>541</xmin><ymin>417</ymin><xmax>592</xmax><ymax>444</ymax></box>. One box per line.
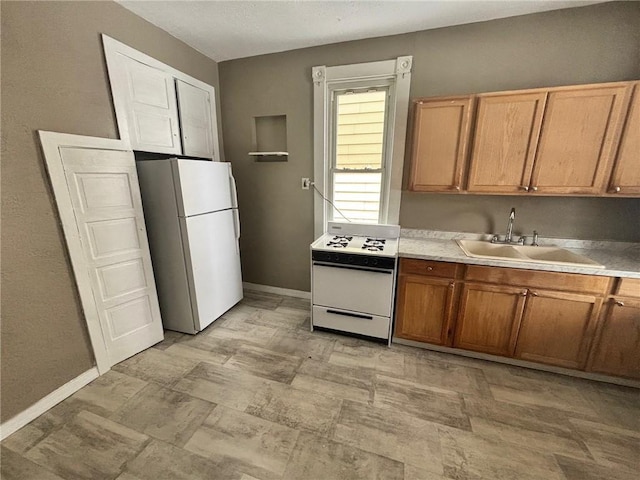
<box><xmin>248</xmin><ymin>151</ymin><xmax>289</xmax><ymax>156</ymax></box>
<box><xmin>251</xmin><ymin>114</ymin><xmax>288</xmax><ymax>162</ymax></box>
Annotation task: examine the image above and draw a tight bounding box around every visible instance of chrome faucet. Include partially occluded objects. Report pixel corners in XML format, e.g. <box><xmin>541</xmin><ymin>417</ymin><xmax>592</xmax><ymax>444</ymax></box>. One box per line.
<box><xmin>491</xmin><ymin>207</ymin><xmax>525</xmax><ymax>245</ymax></box>
<box><xmin>505</xmin><ymin>208</ymin><xmax>516</xmax><ymax>243</ymax></box>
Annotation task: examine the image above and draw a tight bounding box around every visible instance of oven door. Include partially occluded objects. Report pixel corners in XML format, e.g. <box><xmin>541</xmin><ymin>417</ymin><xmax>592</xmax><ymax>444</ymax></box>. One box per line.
<box><xmin>312</xmin><ymin>262</ymin><xmax>394</xmax><ymax>317</ymax></box>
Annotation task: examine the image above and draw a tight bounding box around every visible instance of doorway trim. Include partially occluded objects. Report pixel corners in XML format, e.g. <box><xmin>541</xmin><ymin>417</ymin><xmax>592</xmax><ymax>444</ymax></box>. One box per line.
<box><xmin>38</xmin><ymin>131</ymin><xmax>133</xmax><ymax>375</ymax></box>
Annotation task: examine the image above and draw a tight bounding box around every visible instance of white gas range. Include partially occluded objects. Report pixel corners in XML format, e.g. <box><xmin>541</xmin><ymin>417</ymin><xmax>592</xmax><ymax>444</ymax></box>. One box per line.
<box><xmin>310</xmin><ymin>222</ymin><xmax>401</xmax><ymax>345</ymax></box>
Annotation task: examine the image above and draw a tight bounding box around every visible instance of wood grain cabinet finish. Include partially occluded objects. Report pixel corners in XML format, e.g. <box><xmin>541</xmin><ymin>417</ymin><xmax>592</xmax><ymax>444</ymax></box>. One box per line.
<box><xmin>394</xmin><ymin>274</ymin><xmax>458</xmax><ymax>345</ymax></box>
<box><xmin>529</xmin><ymin>84</ymin><xmax>631</xmax><ymax>195</ymax></box>
<box><xmin>514</xmin><ymin>290</ymin><xmax>603</xmax><ymax>369</ymax></box>
<box><xmin>467</xmin><ymin>92</ymin><xmax>547</xmax><ymax>193</ymax></box>
<box><xmin>607</xmin><ymin>82</ymin><xmax>640</xmax><ymax>195</ymax></box>
<box><xmin>408</xmin><ymin>97</ymin><xmax>473</xmax><ymax>192</ymax></box>
<box><xmin>453</xmin><ymin>283</ymin><xmax>527</xmax><ymax>357</ymax></box>
<box><xmin>588</xmin><ymin>298</ymin><xmax>640</xmax><ymax>379</ymax></box>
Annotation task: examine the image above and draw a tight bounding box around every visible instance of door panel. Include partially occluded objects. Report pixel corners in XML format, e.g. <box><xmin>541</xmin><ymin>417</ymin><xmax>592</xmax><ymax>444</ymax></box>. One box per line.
<box><xmin>120</xmin><ymin>55</ymin><xmax>181</xmax><ymax>154</ymax></box>
<box><xmin>468</xmin><ymin>92</ymin><xmax>546</xmax><ymax>193</ymax></box>
<box><xmin>409</xmin><ymin>97</ymin><xmax>473</xmax><ymax>192</ymax></box>
<box><xmin>176</xmin><ymin>79</ymin><xmax>215</xmax><ymax>159</ymax></box>
<box><xmin>174</xmin><ymin>159</ymin><xmax>233</xmax><ymax>216</ymax></box>
<box><xmin>454</xmin><ymin>283</ymin><xmax>526</xmax><ymax>356</ymax></box>
<box><xmin>61</xmin><ymin>147</ymin><xmax>164</xmax><ymax>366</ymax></box>
<box><xmin>515</xmin><ymin>290</ymin><xmax>602</xmax><ymax>369</ymax></box>
<box><xmin>608</xmin><ymin>83</ymin><xmax>640</xmax><ymax>195</ymax></box>
<box><xmin>394</xmin><ymin>274</ymin><xmax>457</xmax><ymax>345</ymax></box>
<box><xmin>530</xmin><ymin>85</ymin><xmax>630</xmax><ymax>194</ymax></box>
<box><xmin>588</xmin><ymin>298</ymin><xmax>640</xmax><ymax>379</ymax></box>
<box><xmin>181</xmin><ymin>210</ymin><xmax>243</xmax><ymax>331</ymax></box>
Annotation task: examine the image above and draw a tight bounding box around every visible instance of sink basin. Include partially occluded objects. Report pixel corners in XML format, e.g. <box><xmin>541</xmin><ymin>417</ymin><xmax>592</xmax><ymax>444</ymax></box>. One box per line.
<box><xmin>456</xmin><ymin>240</ymin><xmax>605</xmax><ymax>268</ymax></box>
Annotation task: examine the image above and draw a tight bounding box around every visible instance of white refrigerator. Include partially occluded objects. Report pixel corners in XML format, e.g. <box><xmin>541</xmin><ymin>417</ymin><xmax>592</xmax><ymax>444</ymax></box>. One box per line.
<box><xmin>136</xmin><ymin>158</ymin><xmax>243</xmax><ymax>334</ymax></box>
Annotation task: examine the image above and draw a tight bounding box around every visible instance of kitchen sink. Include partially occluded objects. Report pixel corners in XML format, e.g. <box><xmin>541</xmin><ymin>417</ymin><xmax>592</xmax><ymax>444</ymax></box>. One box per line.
<box><xmin>456</xmin><ymin>240</ymin><xmax>605</xmax><ymax>268</ymax></box>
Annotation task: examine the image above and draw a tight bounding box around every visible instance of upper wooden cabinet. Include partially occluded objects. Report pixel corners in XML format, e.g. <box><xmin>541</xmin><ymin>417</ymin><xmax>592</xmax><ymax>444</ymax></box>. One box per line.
<box><xmin>408</xmin><ymin>80</ymin><xmax>637</xmax><ymax>196</ymax></box>
<box><xmin>103</xmin><ymin>35</ymin><xmax>220</xmax><ymax>160</ymax></box>
<box><xmin>408</xmin><ymin>97</ymin><xmax>473</xmax><ymax>192</ymax></box>
<box><xmin>607</xmin><ymin>82</ymin><xmax>640</xmax><ymax>195</ymax></box>
<box><xmin>467</xmin><ymin>92</ymin><xmax>546</xmax><ymax>193</ymax></box>
<box><xmin>530</xmin><ymin>84</ymin><xmax>631</xmax><ymax>195</ymax></box>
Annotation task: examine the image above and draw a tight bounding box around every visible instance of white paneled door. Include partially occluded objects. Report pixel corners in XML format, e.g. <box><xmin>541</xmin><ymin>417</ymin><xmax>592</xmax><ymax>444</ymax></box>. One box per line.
<box><xmin>176</xmin><ymin>79</ymin><xmax>215</xmax><ymax>159</ymax></box>
<box><xmin>59</xmin><ymin>146</ymin><xmax>164</xmax><ymax>366</ymax></box>
<box><xmin>118</xmin><ymin>55</ymin><xmax>182</xmax><ymax>154</ymax></box>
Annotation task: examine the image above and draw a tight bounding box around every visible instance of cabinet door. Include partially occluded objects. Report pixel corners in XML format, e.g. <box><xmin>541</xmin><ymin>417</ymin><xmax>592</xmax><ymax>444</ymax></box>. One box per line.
<box><xmin>394</xmin><ymin>274</ymin><xmax>457</xmax><ymax>345</ymax></box>
<box><xmin>454</xmin><ymin>283</ymin><xmax>527</xmax><ymax>356</ymax></box>
<box><xmin>515</xmin><ymin>290</ymin><xmax>602</xmax><ymax>369</ymax></box>
<box><xmin>118</xmin><ymin>56</ymin><xmax>182</xmax><ymax>155</ymax></box>
<box><xmin>607</xmin><ymin>83</ymin><xmax>640</xmax><ymax>195</ymax></box>
<box><xmin>408</xmin><ymin>97</ymin><xmax>473</xmax><ymax>192</ymax></box>
<box><xmin>588</xmin><ymin>298</ymin><xmax>640</xmax><ymax>379</ymax></box>
<box><xmin>467</xmin><ymin>92</ymin><xmax>546</xmax><ymax>193</ymax></box>
<box><xmin>176</xmin><ymin>80</ymin><xmax>216</xmax><ymax>159</ymax></box>
<box><xmin>530</xmin><ymin>85</ymin><xmax>631</xmax><ymax>194</ymax></box>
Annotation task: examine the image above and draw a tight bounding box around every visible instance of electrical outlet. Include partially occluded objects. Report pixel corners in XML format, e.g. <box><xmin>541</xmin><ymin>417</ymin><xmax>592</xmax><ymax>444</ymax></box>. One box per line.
<box><xmin>301</xmin><ymin>178</ymin><xmax>311</xmax><ymax>190</ymax></box>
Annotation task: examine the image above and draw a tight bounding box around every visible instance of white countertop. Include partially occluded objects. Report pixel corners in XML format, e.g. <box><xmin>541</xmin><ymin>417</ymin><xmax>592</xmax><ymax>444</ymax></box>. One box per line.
<box><xmin>399</xmin><ymin>230</ymin><xmax>640</xmax><ymax>279</ymax></box>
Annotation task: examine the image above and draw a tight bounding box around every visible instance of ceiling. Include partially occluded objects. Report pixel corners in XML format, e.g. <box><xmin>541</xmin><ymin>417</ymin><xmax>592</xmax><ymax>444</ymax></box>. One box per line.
<box><xmin>117</xmin><ymin>1</ymin><xmax>604</xmax><ymax>62</ymax></box>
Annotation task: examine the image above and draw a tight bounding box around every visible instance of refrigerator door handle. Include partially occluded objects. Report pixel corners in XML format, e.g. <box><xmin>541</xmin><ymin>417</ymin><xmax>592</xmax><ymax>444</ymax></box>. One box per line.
<box><xmin>232</xmin><ymin>208</ymin><xmax>241</xmax><ymax>255</ymax></box>
<box><xmin>229</xmin><ymin>168</ymin><xmax>239</xmax><ymax>209</ymax></box>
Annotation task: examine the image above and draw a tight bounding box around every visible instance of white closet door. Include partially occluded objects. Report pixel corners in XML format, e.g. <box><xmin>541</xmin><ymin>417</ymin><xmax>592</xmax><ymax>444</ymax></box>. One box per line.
<box><xmin>176</xmin><ymin>79</ymin><xmax>215</xmax><ymax>159</ymax></box>
<box><xmin>61</xmin><ymin>147</ymin><xmax>164</xmax><ymax>365</ymax></box>
<box><xmin>119</xmin><ymin>55</ymin><xmax>182</xmax><ymax>154</ymax></box>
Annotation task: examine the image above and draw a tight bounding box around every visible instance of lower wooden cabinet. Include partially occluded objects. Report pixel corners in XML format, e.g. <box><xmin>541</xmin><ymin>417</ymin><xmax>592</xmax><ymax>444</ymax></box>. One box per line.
<box><xmin>588</xmin><ymin>298</ymin><xmax>640</xmax><ymax>379</ymax></box>
<box><xmin>394</xmin><ymin>274</ymin><xmax>457</xmax><ymax>345</ymax></box>
<box><xmin>394</xmin><ymin>259</ymin><xmax>640</xmax><ymax>381</ymax></box>
<box><xmin>453</xmin><ymin>283</ymin><xmax>526</xmax><ymax>356</ymax></box>
<box><xmin>514</xmin><ymin>290</ymin><xmax>602</xmax><ymax>369</ymax></box>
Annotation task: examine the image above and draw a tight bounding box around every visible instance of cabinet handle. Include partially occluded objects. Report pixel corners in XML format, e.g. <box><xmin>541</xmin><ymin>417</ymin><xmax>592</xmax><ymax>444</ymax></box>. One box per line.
<box><xmin>455</xmin><ymin>185</ymin><xmax>461</xmax><ymax>191</ymax></box>
<box><xmin>530</xmin><ymin>291</ymin><xmax>538</xmax><ymax>297</ymax></box>
<box><xmin>521</xmin><ymin>290</ymin><xmax>528</xmax><ymax>296</ymax></box>
<box><xmin>531</xmin><ymin>186</ymin><xmax>538</xmax><ymax>192</ymax></box>
<box><xmin>426</xmin><ymin>266</ymin><xmax>433</xmax><ymax>271</ymax></box>
<box><xmin>449</xmin><ymin>281</ymin><xmax>455</xmax><ymax>288</ymax></box>
<box><xmin>615</xmin><ymin>300</ymin><xmax>625</xmax><ymax>307</ymax></box>
<box><xmin>613</xmin><ymin>186</ymin><xmax>621</xmax><ymax>193</ymax></box>
<box><xmin>520</xmin><ymin>185</ymin><xmax>529</xmax><ymax>192</ymax></box>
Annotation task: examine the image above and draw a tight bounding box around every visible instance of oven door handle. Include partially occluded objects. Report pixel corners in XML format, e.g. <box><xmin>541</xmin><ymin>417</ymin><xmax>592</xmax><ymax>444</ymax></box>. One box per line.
<box><xmin>326</xmin><ymin>309</ymin><xmax>373</xmax><ymax>320</ymax></box>
<box><xmin>312</xmin><ymin>262</ymin><xmax>393</xmax><ymax>274</ymax></box>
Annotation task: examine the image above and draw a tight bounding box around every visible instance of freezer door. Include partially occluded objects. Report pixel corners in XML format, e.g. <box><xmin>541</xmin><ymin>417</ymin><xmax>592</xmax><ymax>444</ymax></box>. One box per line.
<box><xmin>173</xmin><ymin>159</ymin><xmax>234</xmax><ymax>216</ymax></box>
<box><xmin>181</xmin><ymin>209</ymin><xmax>243</xmax><ymax>331</ymax></box>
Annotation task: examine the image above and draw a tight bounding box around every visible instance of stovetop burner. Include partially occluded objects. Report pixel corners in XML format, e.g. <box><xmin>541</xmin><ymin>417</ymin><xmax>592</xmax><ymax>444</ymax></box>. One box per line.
<box><xmin>362</xmin><ymin>238</ymin><xmax>386</xmax><ymax>251</ymax></box>
<box><xmin>327</xmin><ymin>235</ymin><xmax>353</xmax><ymax>248</ymax></box>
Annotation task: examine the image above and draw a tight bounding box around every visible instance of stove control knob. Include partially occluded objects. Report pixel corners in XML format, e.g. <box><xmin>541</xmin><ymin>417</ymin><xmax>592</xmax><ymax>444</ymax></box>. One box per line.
<box><xmin>371</xmin><ymin>259</ymin><xmax>378</xmax><ymax>267</ymax></box>
<box><xmin>362</xmin><ymin>258</ymin><xmax>369</xmax><ymax>265</ymax></box>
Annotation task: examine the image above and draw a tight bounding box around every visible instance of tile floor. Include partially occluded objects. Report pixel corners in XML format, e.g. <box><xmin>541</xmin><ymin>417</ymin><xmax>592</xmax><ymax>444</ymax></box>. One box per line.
<box><xmin>2</xmin><ymin>290</ymin><xmax>639</xmax><ymax>480</ymax></box>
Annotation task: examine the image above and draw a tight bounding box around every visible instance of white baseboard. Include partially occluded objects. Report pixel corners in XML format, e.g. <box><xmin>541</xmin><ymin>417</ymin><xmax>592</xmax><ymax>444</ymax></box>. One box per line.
<box><xmin>0</xmin><ymin>367</ymin><xmax>100</xmax><ymax>441</ymax></box>
<box><xmin>243</xmin><ymin>282</ymin><xmax>311</xmax><ymax>299</ymax></box>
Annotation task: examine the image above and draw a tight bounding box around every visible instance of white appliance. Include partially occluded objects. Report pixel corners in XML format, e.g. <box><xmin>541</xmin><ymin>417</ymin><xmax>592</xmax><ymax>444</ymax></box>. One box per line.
<box><xmin>310</xmin><ymin>222</ymin><xmax>401</xmax><ymax>345</ymax></box>
<box><xmin>136</xmin><ymin>158</ymin><xmax>243</xmax><ymax>334</ymax></box>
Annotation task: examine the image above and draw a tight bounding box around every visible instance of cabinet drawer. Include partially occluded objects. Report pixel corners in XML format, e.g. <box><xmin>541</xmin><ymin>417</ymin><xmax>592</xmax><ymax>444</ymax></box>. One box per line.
<box><xmin>400</xmin><ymin>259</ymin><xmax>460</xmax><ymax>278</ymax></box>
<box><xmin>464</xmin><ymin>265</ymin><xmax>610</xmax><ymax>294</ymax></box>
<box><xmin>615</xmin><ymin>278</ymin><xmax>640</xmax><ymax>298</ymax></box>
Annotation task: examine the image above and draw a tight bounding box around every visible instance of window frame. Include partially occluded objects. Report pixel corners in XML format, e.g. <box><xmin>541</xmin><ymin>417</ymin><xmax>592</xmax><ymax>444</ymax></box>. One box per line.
<box><xmin>312</xmin><ymin>57</ymin><xmax>412</xmax><ymax>237</ymax></box>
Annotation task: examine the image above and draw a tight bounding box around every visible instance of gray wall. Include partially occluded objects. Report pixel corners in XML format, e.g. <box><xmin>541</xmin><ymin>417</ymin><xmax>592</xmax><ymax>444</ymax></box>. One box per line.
<box><xmin>1</xmin><ymin>1</ymin><xmax>222</xmax><ymax>422</ymax></box>
<box><xmin>219</xmin><ymin>2</ymin><xmax>640</xmax><ymax>292</ymax></box>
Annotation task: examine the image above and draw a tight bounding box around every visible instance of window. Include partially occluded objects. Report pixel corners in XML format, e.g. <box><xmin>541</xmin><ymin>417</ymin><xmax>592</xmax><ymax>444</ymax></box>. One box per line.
<box><xmin>312</xmin><ymin>57</ymin><xmax>412</xmax><ymax>236</ymax></box>
<box><xmin>331</xmin><ymin>89</ymin><xmax>387</xmax><ymax>223</ymax></box>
